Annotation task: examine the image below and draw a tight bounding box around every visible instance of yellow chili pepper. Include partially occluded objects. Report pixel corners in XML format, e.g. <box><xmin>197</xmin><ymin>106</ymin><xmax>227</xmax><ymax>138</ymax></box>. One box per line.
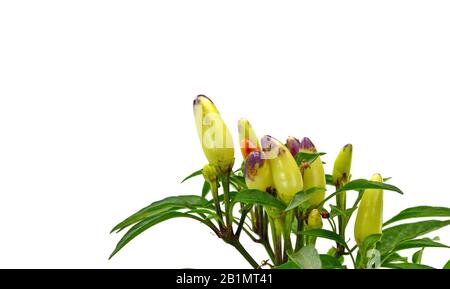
<box><xmin>354</xmin><ymin>173</ymin><xmax>384</xmax><ymax>247</ymax></box>
<box><xmin>299</xmin><ymin>137</ymin><xmax>326</xmax><ymax>208</ymax></box>
<box><xmin>193</xmin><ymin>95</ymin><xmax>234</xmax><ymax>173</ymax></box>
<box><xmin>261</xmin><ymin>135</ymin><xmax>303</xmax><ymax>205</ymax></box>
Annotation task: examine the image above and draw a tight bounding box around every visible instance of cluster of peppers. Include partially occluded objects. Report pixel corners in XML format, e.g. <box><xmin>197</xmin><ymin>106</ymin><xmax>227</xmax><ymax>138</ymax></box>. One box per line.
<box><xmin>194</xmin><ymin>95</ymin><xmax>383</xmax><ymax>267</ymax></box>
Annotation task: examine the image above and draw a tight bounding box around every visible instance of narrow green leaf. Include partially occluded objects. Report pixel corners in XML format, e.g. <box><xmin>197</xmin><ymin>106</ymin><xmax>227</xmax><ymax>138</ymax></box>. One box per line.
<box><xmin>384</xmin><ymin>206</ymin><xmax>450</xmax><ymax>227</ymax></box>
<box><xmin>299</xmin><ymin>229</ymin><xmax>346</xmax><ymax>246</ymax></box>
<box><xmin>329</xmin><ymin>204</ymin><xmax>357</xmax><ymax>219</ymax></box>
<box><xmin>230</xmin><ymin>174</ymin><xmax>247</xmax><ymax>189</ymax></box>
<box><xmin>325</xmin><ymin>174</ymin><xmax>333</xmax><ymax>186</ymax></box>
<box><xmin>325</xmin><ymin>175</ymin><xmax>391</xmax><ymax>187</ymax></box>
<box><xmin>319</xmin><ymin>179</ymin><xmax>403</xmax><ymax>208</ymax></box>
<box><xmin>181</xmin><ymin>169</ymin><xmax>202</xmax><ymax>183</ymax></box>
<box><xmin>379</xmin><ymin>220</ymin><xmax>450</xmax><ymax>255</ymax></box>
<box><xmin>444</xmin><ymin>260</ymin><xmax>450</xmax><ymax>269</ymax></box>
<box><xmin>412</xmin><ymin>249</ymin><xmax>424</xmax><ymax>264</ymax></box>
<box><xmin>361</xmin><ymin>234</ymin><xmax>382</xmax><ymax>253</ymax></box>
<box><xmin>201</xmin><ymin>181</ymin><xmax>210</xmax><ymax>198</ymax></box>
<box><xmin>382</xmin><ymin>253</ymin><xmax>408</xmax><ymax>264</ymax></box>
<box><xmin>111</xmin><ymin>195</ymin><xmax>210</xmax><ymax>233</ymax></box>
<box><xmin>232</xmin><ymin>189</ymin><xmax>286</xmax><ymax>210</ymax></box>
<box><xmin>109</xmin><ymin>211</ymin><xmax>202</xmax><ymax>259</ymax></box>
<box><xmin>382</xmin><ymin>262</ymin><xmax>434</xmax><ymax>269</ymax></box>
<box><xmin>288</xmin><ymin>245</ymin><xmax>322</xmax><ymax>269</ymax></box>
<box><xmin>294</xmin><ymin>152</ymin><xmax>326</xmax><ymax>166</ymax></box>
<box><xmin>274</xmin><ymin>261</ymin><xmax>300</xmax><ymax>269</ymax></box>
<box><xmin>320</xmin><ymin>254</ymin><xmax>344</xmax><ymax>269</ymax></box>
<box><xmin>335</xmin><ymin>179</ymin><xmax>403</xmax><ymax>195</ymax></box>
<box><xmin>285</xmin><ymin>187</ymin><xmax>325</xmax><ymax>211</ymax></box>
<box><xmin>394</xmin><ymin>238</ymin><xmax>449</xmax><ymax>251</ymax></box>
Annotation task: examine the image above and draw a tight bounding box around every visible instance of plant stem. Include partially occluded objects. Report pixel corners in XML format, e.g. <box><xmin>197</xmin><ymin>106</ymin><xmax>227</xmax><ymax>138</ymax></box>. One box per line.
<box><xmin>221</xmin><ymin>174</ymin><xmax>233</xmax><ymax>234</ymax></box>
<box><xmin>270</xmin><ymin>217</ymin><xmax>283</xmax><ymax>266</ymax></box>
<box><xmin>282</xmin><ymin>212</ymin><xmax>293</xmax><ymax>261</ymax></box>
<box><xmin>236</xmin><ymin>206</ymin><xmax>251</xmax><ymax>238</ymax></box>
<box><xmin>210</xmin><ymin>182</ymin><xmax>225</xmax><ymax>231</ymax></box>
<box><xmin>295</xmin><ymin>212</ymin><xmax>304</xmax><ymax>251</ymax></box>
<box><xmin>262</xmin><ymin>239</ymin><xmax>275</xmax><ymax>263</ymax></box>
<box><xmin>335</xmin><ymin>182</ymin><xmax>348</xmax><ymax>256</ymax></box>
<box><xmin>345</xmin><ymin>244</ymin><xmax>357</xmax><ymax>268</ymax></box>
<box><xmin>231</xmin><ymin>240</ymin><xmax>259</xmax><ymax>269</ymax></box>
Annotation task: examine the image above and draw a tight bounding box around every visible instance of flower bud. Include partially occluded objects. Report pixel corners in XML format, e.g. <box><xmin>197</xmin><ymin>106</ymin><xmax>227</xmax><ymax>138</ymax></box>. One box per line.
<box><xmin>286</xmin><ymin>136</ymin><xmax>301</xmax><ymax>157</ymax></box>
<box><xmin>238</xmin><ymin>118</ymin><xmax>260</xmax><ymax>159</ymax></box>
<box><xmin>202</xmin><ymin>164</ymin><xmax>219</xmax><ymax>185</ymax></box>
<box><xmin>261</xmin><ymin>135</ymin><xmax>303</xmax><ymax>205</ymax></box>
<box><xmin>299</xmin><ymin>137</ymin><xmax>326</xmax><ymax>208</ymax></box>
<box><xmin>354</xmin><ymin>173</ymin><xmax>384</xmax><ymax>247</ymax></box>
<box><xmin>193</xmin><ymin>95</ymin><xmax>235</xmax><ymax>173</ymax></box>
<box><xmin>332</xmin><ymin>144</ymin><xmax>353</xmax><ymax>187</ymax></box>
<box><xmin>244</xmin><ymin>151</ymin><xmax>272</xmax><ymax>193</ymax></box>
<box><xmin>307</xmin><ymin>209</ymin><xmax>323</xmax><ymax>229</ymax></box>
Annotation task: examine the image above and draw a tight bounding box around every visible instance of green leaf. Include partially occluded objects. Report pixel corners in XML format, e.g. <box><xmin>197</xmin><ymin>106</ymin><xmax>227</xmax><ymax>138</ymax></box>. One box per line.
<box><xmin>181</xmin><ymin>169</ymin><xmax>202</xmax><ymax>183</ymax></box>
<box><xmin>383</xmin><ymin>253</ymin><xmax>408</xmax><ymax>264</ymax></box>
<box><xmin>109</xmin><ymin>211</ymin><xmax>202</xmax><ymax>259</ymax></box>
<box><xmin>299</xmin><ymin>229</ymin><xmax>346</xmax><ymax>246</ymax></box>
<box><xmin>288</xmin><ymin>245</ymin><xmax>322</xmax><ymax>269</ymax></box>
<box><xmin>335</xmin><ymin>179</ymin><xmax>403</xmax><ymax>195</ymax></box>
<box><xmin>329</xmin><ymin>204</ymin><xmax>357</xmax><ymax>219</ymax></box>
<box><xmin>319</xmin><ymin>179</ymin><xmax>403</xmax><ymax>208</ymax></box>
<box><xmin>230</xmin><ymin>174</ymin><xmax>247</xmax><ymax>189</ymax></box>
<box><xmin>274</xmin><ymin>261</ymin><xmax>300</xmax><ymax>269</ymax></box>
<box><xmin>382</xmin><ymin>262</ymin><xmax>434</xmax><ymax>269</ymax></box>
<box><xmin>384</xmin><ymin>206</ymin><xmax>450</xmax><ymax>227</ymax></box>
<box><xmin>285</xmin><ymin>187</ymin><xmax>325</xmax><ymax>211</ymax></box>
<box><xmin>394</xmin><ymin>238</ymin><xmax>449</xmax><ymax>251</ymax></box>
<box><xmin>232</xmin><ymin>189</ymin><xmax>286</xmax><ymax>210</ymax></box>
<box><xmin>111</xmin><ymin>195</ymin><xmax>210</xmax><ymax>233</ymax></box>
<box><xmin>320</xmin><ymin>254</ymin><xmax>344</xmax><ymax>269</ymax></box>
<box><xmin>412</xmin><ymin>249</ymin><xmax>424</xmax><ymax>264</ymax></box>
<box><xmin>444</xmin><ymin>260</ymin><xmax>450</xmax><ymax>269</ymax></box>
<box><xmin>325</xmin><ymin>174</ymin><xmax>391</xmax><ymax>187</ymax></box>
<box><xmin>361</xmin><ymin>234</ymin><xmax>382</xmax><ymax>253</ymax></box>
<box><xmin>294</xmin><ymin>152</ymin><xmax>326</xmax><ymax>166</ymax></box>
<box><xmin>201</xmin><ymin>181</ymin><xmax>210</xmax><ymax>198</ymax></box>
<box><xmin>379</xmin><ymin>220</ymin><xmax>450</xmax><ymax>256</ymax></box>
<box><xmin>325</xmin><ymin>174</ymin><xmax>333</xmax><ymax>186</ymax></box>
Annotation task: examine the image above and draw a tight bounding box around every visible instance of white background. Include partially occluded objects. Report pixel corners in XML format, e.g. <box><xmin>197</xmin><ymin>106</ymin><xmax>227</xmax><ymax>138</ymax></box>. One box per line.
<box><xmin>1</xmin><ymin>1</ymin><xmax>449</xmax><ymax>268</ymax></box>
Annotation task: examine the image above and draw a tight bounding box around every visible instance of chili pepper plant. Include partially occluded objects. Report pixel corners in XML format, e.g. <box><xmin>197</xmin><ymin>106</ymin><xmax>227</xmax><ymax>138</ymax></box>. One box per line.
<box><xmin>110</xmin><ymin>95</ymin><xmax>450</xmax><ymax>269</ymax></box>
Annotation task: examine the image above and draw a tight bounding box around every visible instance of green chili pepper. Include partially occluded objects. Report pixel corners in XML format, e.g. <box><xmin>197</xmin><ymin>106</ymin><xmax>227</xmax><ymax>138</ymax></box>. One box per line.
<box><xmin>354</xmin><ymin>173</ymin><xmax>384</xmax><ymax>247</ymax></box>
<box><xmin>193</xmin><ymin>95</ymin><xmax>235</xmax><ymax>173</ymax></box>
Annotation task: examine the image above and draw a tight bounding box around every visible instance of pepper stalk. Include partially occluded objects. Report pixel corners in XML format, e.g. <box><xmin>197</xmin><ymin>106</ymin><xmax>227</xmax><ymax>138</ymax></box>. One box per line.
<box><xmin>262</xmin><ymin>135</ymin><xmax>303</xmax><ymax>261</ymax></box>
<box><xmin>332</xmin><ymin>144</ymin><xmax>353</xmax><ymax>254</ymax></box>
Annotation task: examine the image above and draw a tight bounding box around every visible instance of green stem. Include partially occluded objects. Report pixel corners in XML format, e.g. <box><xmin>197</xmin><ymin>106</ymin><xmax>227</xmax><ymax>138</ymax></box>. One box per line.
<box><xmin>270</xmin><ymin>217</ymin><xmax>283</xmax><ymax>266</ymax></box>
<box><xmin>210</xmin><ymin>182</ymin><xmax>225</xmax><ymax>230</ymax></box>
<box><xmin>327</xmin><ymin>217</ymin><xmax>336</xmax><ymax>233</ymax></box>
<box><xmin>236</xmin><ymin>206</ymin><xmax>252</xmax><ymax>238</ymax></box>
<box><xmin>282</xmin><ymin>212</ymin><xmax>293</xmax><ymax>261</ymax></box>
<box><xmin>336</xmin><ymin>182</ymin><xmax>348</xmax><ymax>255</ymax></box>
<box><xmin>231</xmin><ymin>240</ymin><xmax>259</xmax><ymax>269</ymax></box>
<box><xmin>262</xmin><ymin>239</ymin><xmax>275</xmax><ymax>263</ymax></box>
<box><xmin>221</xmin><ymin>174</ymin><xmax>233</xmax><ymax>233</ymax></box>
<box><xmin>295</xmin><ymin>212</ymin><xmax>305</xmax><ymax>251</ymax></box>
